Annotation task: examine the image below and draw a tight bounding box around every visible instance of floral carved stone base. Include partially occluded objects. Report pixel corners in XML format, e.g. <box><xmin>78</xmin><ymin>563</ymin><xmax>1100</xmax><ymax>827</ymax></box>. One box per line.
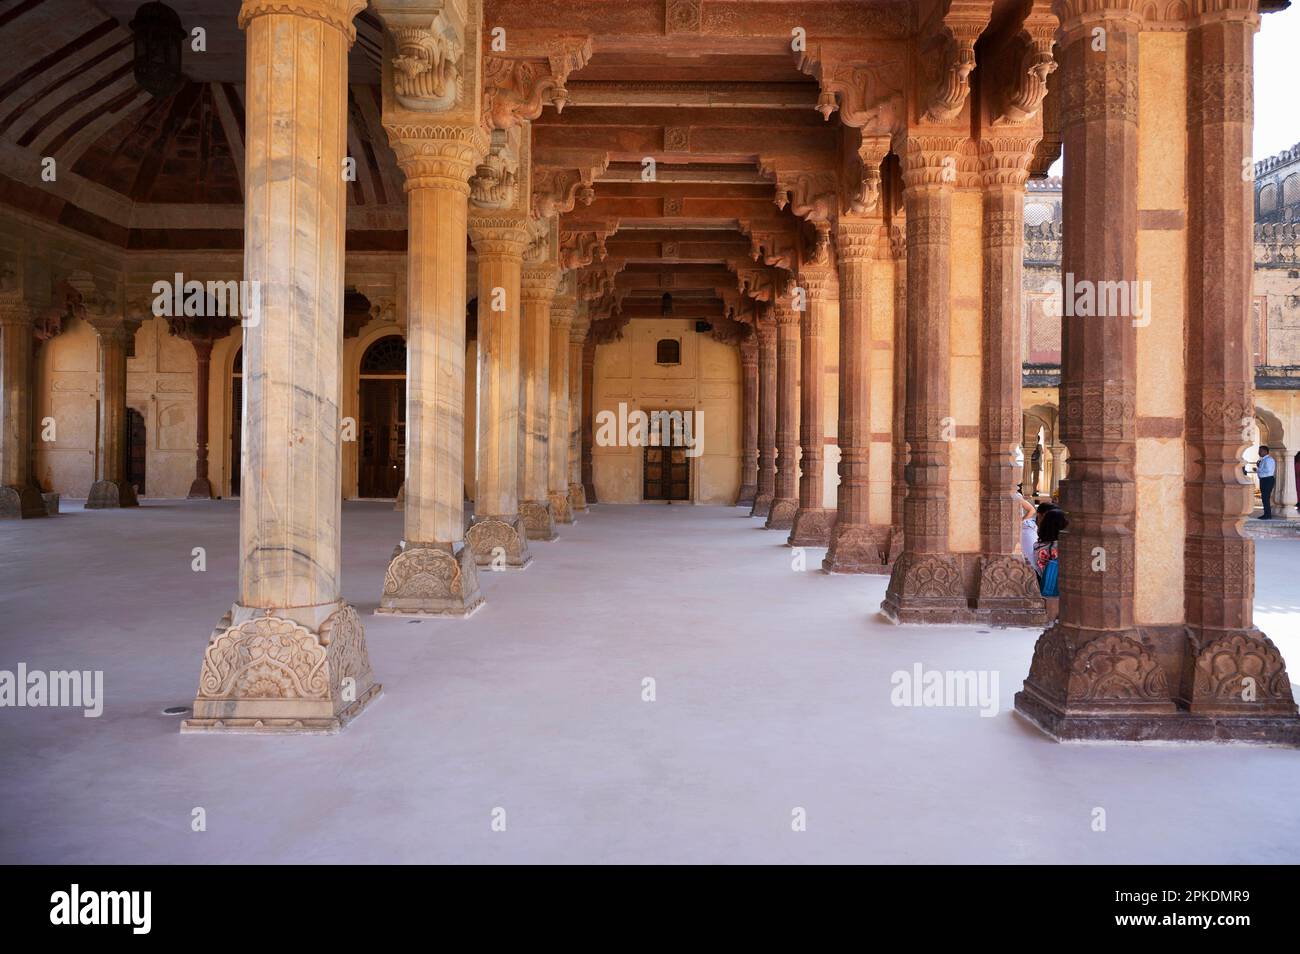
<box><xmin>735</xmin><ymin>483</ymin><xmax>757</xmax><ymax>508</ymax></box>
<box><xmin>520</xmin><ymin>499</ymin><xmax>557</xmax><ymax>541</ymax></box>
<box><xmin>787</xmin><ymin>507</ymin><xmax>835</xmax><ymax>547</ymax></box>
<box><xmin>822</xmin><ymin>524</ymin><xmax>892</xmax><ymax>574</ymax></box>
<box><xmin>85</xmin><ymin>479</ymin><xmax>138</xmax><ymax>509</ymax></box>
<box><xmin>0</xmin><ymin>484</ymin><xmax>47</xmax><ymax>519</ymax></box>
<box><xmin>881</xmin><ymin>552</ymin><xmax>972</xmax><ymax>624</ymax></box>
<box><xmin>1011</xmin><ymin>623</ymin><xmax>1300</xmax><ymax>744</ymax></box>
<box><xmin>550</xmin><ymin>490</ymin><xmax>574</xmax><ymax>524</ymax></box>
<box><xmin>181</xmin><ymin>602</ymin><xmax>382</xmax><ymax>734</ymax></box>
<box><xmin>764</xmin><ymin>497</ymin><xmax>797</xmax><ymax>531</ymax></box>
<box><xmin>376</xmin><ymin>542</ymin><xmax>485</xmax><ymax>617</ymax></box>
<box><xmin>750</xmin><ymin>491</ymin><xmax>773</xmax><ymax>518</ymax></box>
<box><xmin>974</xmin><ymin>555</ymin><xmax>1046</xmax><ymax>626</ymax></box>
<box><xmin>466</xmin><ymin>514</ymin><xmax>532</xmax><ymax>569</ymax></box>
<box><xmin>569</xmin><ymin>482</ymin><xmax>587</xmax><ymax>513</ymax></box>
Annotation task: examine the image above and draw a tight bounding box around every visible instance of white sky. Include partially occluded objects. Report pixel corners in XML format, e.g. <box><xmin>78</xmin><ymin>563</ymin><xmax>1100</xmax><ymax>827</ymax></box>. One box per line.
<box><xmin>1046</xmin><ymin>9</ymin><xmax>1298</xmax><ymax>177</ymax></box>
<box><xmin>1254</xmin><ymin>4</ymin><xmax>1299</xmax><ymax>161</ymax></box>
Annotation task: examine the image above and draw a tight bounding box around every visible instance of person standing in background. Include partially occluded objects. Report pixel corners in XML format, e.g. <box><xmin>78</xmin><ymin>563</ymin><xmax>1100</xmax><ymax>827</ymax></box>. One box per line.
<box><xmin>1257</xmin><ymin>446</ymin><xmax>1277</xmax><ymax>519</ymax></box>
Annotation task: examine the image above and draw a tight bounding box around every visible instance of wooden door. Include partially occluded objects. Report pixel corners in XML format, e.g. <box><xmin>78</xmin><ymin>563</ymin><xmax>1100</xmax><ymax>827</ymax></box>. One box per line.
<box><xmin>644</xmin><ymin>444</ymin><xmax>690</xmax><ymax>501</ymax></box>
<box><xmin>359</xmin><ymin>378</ymin><xmax>405</xmax><ymax>498</ymax></box>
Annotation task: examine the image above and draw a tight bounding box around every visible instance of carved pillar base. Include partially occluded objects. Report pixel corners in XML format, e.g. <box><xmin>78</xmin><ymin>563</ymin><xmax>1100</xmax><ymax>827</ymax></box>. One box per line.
<box><xmin>181</xmin><ymin>601</ymin><xmax>381</xmax><ymax>734</ymax></box>
<box><xmin>394</xmin><ymin>482</ymin><xmax>405</xmax><ymax>511</ymax></box>
<box><xmin>86</xmin><ymin>479</ymin><xmax>138</xmax><ymax>509</ymax></box>
<box><xmin>0</xmin><ymin>484</ymin><xmax>47</xmax><ymax>519</ymax></box>
<box><xmin>787</xmin><ymin>507</ymin><xmax>835</xmax><ymax>547</ymax></box>
<box><xmin>822</xmin><ymin>525</ymin><xmax>892</xmax><ymax>574</ymax></box>
<box><xmin>466</xmin><ymin>514</ymin><xmax>532</xmax><ymax>569</ymax></box>
<box><xmin>520</xmin><ymin>499</ymin><xmax>557</xmax><ymax>541</ymax></box>
<box><xmin>187</xmin><ymin>477</ymin><xmax>215</xmax><ymax>500</ymax></box>
<box><xmin>376</xmin><ymin>542</ymin><xmax>485</xmax><ymax>618</ymax></box>
<box><xmin>569</xmin><ymin>482</ymin><xmax>587</xmax><ymax>513</ymax></box>
<box><xmin>735</xmin><ymin>481</ymin><xmax>757</xmax><ymax>508</ymax></box>
<box><xmin>881</xmin><ymin>552</ymin><xmax>971</xmax><ymax>624</ymax></box>
<box><xmin>973</xmin><ymin>555</ymin><xmax>1046</xmax><ymax>627</ymax></box>
<box><xmin>549</xmin><ymin>489</ymin><xmax>574</xmax><ymax>524</ymax></box>
<box><xmin>763</xmin><ymin>497</ymin><xmax>797</xmax><ymax>531</ymax></box>
<box><xmin>749</xmin><ymin>492</ymin><xmax>773</xmax><ymax>518</ymax></box>
<box><xmin>1016</xmin><ymin>623</ymin><xmax>1196</xmax><ymax>742</ymax></box>
<box><xmin>1177</xmin><ymin>629</ymin><xmax>1300</xmax><ymax>742</ymax></box>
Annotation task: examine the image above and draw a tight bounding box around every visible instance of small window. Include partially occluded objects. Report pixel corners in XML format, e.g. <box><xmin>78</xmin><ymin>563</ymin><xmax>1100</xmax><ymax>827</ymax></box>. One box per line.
<box><xmin>656</xmin><ymin>338</ymin><xmax>681</xmax><ymax>365</ymax></box>
<box><xmin>361</xmin><ymin>335</ymin><xmax>407</xmax><ymax>374</ymax></box>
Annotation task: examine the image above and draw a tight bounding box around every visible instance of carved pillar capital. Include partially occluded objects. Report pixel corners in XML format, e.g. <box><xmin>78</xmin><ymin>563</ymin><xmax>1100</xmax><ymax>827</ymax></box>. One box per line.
<box><xmin>900</xmin><ymin>135</ymin><xmax>968</xmax><ymax>191</ymax></box>
<box><xmin>521</xmin><ymin>263</ymin><xmax>560</xmax><ymax>303</ymax></box>
<box><xmin>978</xmin><ymin>136</ymin><xmax>1038</xmax><ymax>190</ymax></box>
<box><xmin>239</xmin><ymin>0</ymin><xmax>366</xmax><ymax>41</ymax></box>
<box><xmin>468</xmin><ymin>218</ymin><xmax>531</xmax><ymax>259</ymax></box>
<box><xmin>385</xmin><ymin>124</ymin><xmax>489</xmax><ymax>194</ymax></box>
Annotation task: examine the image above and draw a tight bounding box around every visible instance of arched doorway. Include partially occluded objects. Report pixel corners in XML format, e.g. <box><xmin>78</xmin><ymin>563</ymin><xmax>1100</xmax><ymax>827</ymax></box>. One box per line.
<box><xmin>358</xmin><ymin>335</ymin><xmax>406</xmax><ymax>498</ymax></box>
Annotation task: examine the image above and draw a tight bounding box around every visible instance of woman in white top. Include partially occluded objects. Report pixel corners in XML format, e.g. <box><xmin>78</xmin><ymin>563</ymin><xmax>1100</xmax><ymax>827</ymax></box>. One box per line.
<box><xmin>1016</xmin><ymin>485</ymin><xmax>1037</xmax><ymax>562</ymax></box>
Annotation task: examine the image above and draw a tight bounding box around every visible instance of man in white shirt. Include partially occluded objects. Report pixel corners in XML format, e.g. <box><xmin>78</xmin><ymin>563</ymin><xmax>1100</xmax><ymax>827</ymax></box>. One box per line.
<box><xmin>1257</xmin><ymin>446</ymin><xmax>1277</xmax><ymax>519</ymax></box>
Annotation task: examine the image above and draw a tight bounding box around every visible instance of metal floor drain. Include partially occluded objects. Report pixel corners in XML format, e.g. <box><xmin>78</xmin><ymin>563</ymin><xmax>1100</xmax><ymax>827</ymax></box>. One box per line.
<box><xmin>162</xmin><ymin>706</ymin><xmax>190</xmax><ymax>716</ymax></box>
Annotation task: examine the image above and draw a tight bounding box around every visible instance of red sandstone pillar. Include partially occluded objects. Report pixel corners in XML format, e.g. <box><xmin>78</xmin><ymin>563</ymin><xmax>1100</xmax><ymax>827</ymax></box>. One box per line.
<box><xmin>881</xmin><ymin>138</ymin><xmax>967</xmax><ymax>622</ymax></box>
<box><xmin>736</xmin><ymin>336</ymin><xmax>758</xmax><ymax>506</ymax></box>
<box><xmin>889</xmin><ymin>222</ymin><xmax>907</xmax><ymax>564</ymax></box>
<box><xmin>788</xmin><ymin>269</ymin><xmax>835</xmax><ymax>545</ymax></box>
<box><xmin>764</xmin><ymin>295</ymin><xmax>800</xmax><ymax>530</ymax></box>
<box><xmin>1016</xmin><ymin>7</ymin><xmax>1179</xmax><ymax>736</ymax></box>
<box><xmin>750</xmin><ymin>310</ymin><xmax>777</xmax><ymax>518</ymax></box>
<box><xmin>974</xmin><ymin>139</ymin><xmax>1045</xmax><ymax>624</ymax></box>
<box><xmin>1180</xmin><ymin>7</ymin><xmax>1296</xmax><ymax>734</ymax></box>
<box><xmin>824</xmin><ymin>217</ymin><xmax>886</xmax><ymax>571</ymax></box>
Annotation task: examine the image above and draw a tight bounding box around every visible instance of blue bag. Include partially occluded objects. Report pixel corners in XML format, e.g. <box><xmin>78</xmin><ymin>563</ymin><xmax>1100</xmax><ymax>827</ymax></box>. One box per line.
<box><xmin>1040</xmin><ymin>557</ymin><xmax>1059</xmax><ymax>597</ymax></box>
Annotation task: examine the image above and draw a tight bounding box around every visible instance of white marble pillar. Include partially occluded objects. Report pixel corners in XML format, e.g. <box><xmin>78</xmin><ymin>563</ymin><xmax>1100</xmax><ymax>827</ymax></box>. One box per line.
<box><xmin>519</xmin><ymin>264</ymin><xmax>558</xmax><ymax>540</ymax></box>
<box><xmin>183</xmin><ymin>0</ymin><xmax>380</xmax><ymax>733</ymax></box>
<box><xmin>376</xmin><ymin>125</ymin><xmax>485</xmax><ymax>616</ymax></box>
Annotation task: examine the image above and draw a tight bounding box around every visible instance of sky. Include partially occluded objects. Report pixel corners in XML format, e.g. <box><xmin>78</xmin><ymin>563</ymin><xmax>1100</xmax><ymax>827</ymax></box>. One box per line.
<box><xmin>1046</xmin><ymin>7</ymin><xmax>1298</xmax><ymax>177</ymax></box>
<box><xmin>1254</xmin><ymin>3</ymin><xmax>1299</xmax><ymax>161</ymax></box>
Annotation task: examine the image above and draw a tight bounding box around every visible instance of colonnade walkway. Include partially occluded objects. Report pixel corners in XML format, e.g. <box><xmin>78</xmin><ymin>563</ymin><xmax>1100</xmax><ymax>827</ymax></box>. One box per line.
<box><xmin>2</xmin><ymin>501</ymin><xmax>1299</xmax><ymax>863</ymax></box>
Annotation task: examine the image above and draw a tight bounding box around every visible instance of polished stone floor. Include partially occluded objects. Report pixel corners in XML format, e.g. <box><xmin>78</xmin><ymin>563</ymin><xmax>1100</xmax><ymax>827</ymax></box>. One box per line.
<box><xmin>2</xmin><ymin>499</ymin><xmax>1299</xmax><ymax>863</ymax></box>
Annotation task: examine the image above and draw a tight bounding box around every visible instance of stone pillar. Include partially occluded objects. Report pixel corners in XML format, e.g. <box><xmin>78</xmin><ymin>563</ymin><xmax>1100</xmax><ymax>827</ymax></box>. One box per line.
<box><xmin>1179</xmin><ymin>8</ymin><xmax>1297</xmax><ymax>737</ymax></box>
<box><xmin>1049</xmin><ymin>432</ymin><xmax>1067</xmax><ymax>496</ymax></box>
<box><xmin>1015</xmin><ymin>8</ymin><xmax>1179</xmax><ymax>738</ymax></box>
<box><xmin>184</xmin><ymin>0</ymin><xmax>379</xmax><ymax>732</ymax></box>
<box><xmin>882</xmin><ymin>138</ymin><xmax>968</xmax><ymax>622</ymax></box>
<box><xmin>889</xmin><ymin>223</ymin><xmax>907</xmax><ymax>563</ymax></box>
<box><xmin>86</xmin><ymin>318</ymin><xmax>141</xmax><ymax>509</ymax></box>
<box><xmin>167</xmin><ymin>316</ymin><xmax>236</xmax><ymax>500</ymax></box>
<box><xmin>788</xmin><ymin>270</ymin><xmax>835</xmax><ymax>546</ymax></box>
<box><xmin>465</xmin><ymin>222</ymin><xmax>531</xmax><ymax>569</ymax></box>
<box><xmin>0</xmin><ymin>302</ymin><xmax>45</xmax><ymax>518</ymax></box>
<box><xmin>376</xmin><ymin>125</ymin><xmax>485</xmax><ymax>616</ymax></box>
<box><xmin>1279</xmin><ymin>449</ymin><xmax>1298</xmax><ymax>519</ymax></box>
<box><xmin>548</xmin><ymin>287</ymin><xmax>575</xmax><ymax>523</ymax></box>
<box><xmin>974</xmin><ymin>140</ymin><xmax>1045</xmax><ymax>624</ymax></box>
<box><xmin>825</xmin><ymin>218</ymin><xmax>886</xmax><ymax>570</ymax></box>
<box><xmin>735</xmin><ymin>336</ymin><xmax>759</xmax><ymax>506</ymax></box>
<box><xmin>568</xmin><ymin>309</ymin><xmax>589</xmax><ymax>513</ymax></box>
<box><xmin>750</xmin><ymin>312</ymin><xmax>777</xmax><ymax>517</ymax></box>
<box><xmin>764</xmin><ymin>298</ymin><xmax>799</xmax><ymax>529</ymax></box>
<box><xmin>1021</xmin><ymin>414</ymin><xmax>1038</xmax><ymax>496</ymax></box>
<box><xmin>519</xmin><ymin>264</ymin><xmax>557</xmax><ymax>540</ymax></box>
<box><xmin>581</xmin><ymin>335</ymin><xmax>597</xmax><ymax>503</ymax></box>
